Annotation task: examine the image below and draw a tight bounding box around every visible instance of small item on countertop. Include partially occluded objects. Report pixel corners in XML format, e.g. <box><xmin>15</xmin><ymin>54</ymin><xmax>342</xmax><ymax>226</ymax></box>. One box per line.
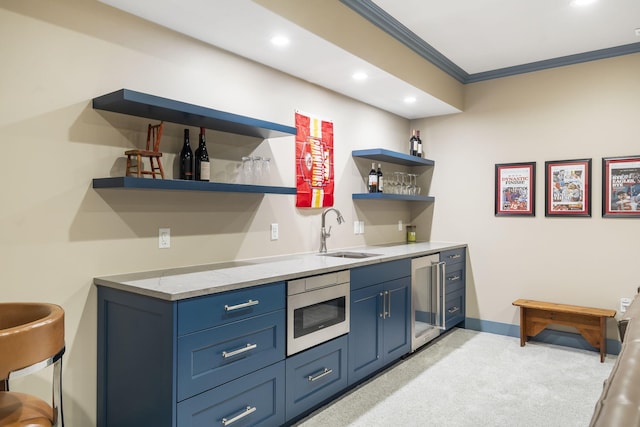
<box><xmin>406</xmin><ymin>225</ymin><xmax>416</xmax><ymax>243</ymax></box>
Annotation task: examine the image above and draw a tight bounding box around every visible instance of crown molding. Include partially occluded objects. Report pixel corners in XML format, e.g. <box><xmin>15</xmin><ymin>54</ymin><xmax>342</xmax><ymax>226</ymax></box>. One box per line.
<box><xmin>341</xmin><ymin>0</ymin><xmax>640</xmax><ymax>84</ymax></box>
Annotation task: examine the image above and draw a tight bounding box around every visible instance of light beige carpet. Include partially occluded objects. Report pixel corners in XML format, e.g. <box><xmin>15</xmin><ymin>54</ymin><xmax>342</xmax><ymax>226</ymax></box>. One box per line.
<box><xmin>296</xmin><ymin>328</ymin><xmax>615</xmax><ymax>427</ymax></box>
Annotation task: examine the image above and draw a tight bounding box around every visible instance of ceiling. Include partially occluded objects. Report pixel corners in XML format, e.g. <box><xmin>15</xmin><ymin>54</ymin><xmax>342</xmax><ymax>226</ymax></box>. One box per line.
<box><xmin>99</xmin><ymin>0</ymin><xmax>640</xmax><ymax>119</ymax></box>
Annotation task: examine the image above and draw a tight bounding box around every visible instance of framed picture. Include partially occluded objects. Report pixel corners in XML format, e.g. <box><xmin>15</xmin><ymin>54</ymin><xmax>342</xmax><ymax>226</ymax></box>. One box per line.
<box><xmin>602</xmin><ymin>155</ymin><xmax>640</xmax><ymax>217</ymax></box>
<box><xmin>495</xmin><ymin>162</ymin><xmax>536</xmax><ymax>216</ymax></box>
<box><xmin>544</xmin><ymin>158</ymin><xmax>591</xmax><ymax>217</ymax></box>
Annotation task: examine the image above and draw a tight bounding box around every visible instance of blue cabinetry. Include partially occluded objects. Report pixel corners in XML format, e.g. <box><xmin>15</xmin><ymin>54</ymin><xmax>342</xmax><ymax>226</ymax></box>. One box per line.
<box><xmin>441</xmin><ymin>247</ymin><xmax>466</xmax><ymax>330</ymax></box>
<box><xmin>97</xmin><ymin>282</ymin><xmax>286</xmax><ymax>427</ymax></box>
<box><xmin>348</xmin><ymin>259</ymin><xmax>411</xmax><ymax>385</ymax></box>
<box><xmin>285</xmin><ymin>335</ymin><xmax>348</xmax><ymax>420</ymax></box>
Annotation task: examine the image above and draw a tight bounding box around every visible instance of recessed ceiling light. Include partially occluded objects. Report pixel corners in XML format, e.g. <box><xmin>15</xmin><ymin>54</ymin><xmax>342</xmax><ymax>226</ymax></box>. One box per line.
<box><xmin>270</xmin><ymin>35</ymin><xmax>290</xmax><ymax>47</ymax></box>
<box><xmin>570</xmin><ymin>0</ymin><xmax>597</xmax><ymax>7</ymax></box>
<box><xmin>352</xmin><ymin>72</ymin><xmax>368</xmax><ymax>81</ymax></box>
<box><xmin>404</xmin><ymin>96</ymin><xmax>417</xmax><ymax>104</ymax></box>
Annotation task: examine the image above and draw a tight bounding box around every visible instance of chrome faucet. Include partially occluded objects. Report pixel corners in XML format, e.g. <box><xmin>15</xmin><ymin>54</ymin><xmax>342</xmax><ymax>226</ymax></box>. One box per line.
<box><xmin>319</xmin><ymin>208</ymin><xmax>345</xmax><ymax>253</ymax></box>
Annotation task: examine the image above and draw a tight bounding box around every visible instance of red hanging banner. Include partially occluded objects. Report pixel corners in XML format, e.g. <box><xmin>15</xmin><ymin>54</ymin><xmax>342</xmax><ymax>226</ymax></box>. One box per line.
<box><xmin>295</xmin><ymin>111</ymin><xmax>334</xmax><ymax>208</ymax></box>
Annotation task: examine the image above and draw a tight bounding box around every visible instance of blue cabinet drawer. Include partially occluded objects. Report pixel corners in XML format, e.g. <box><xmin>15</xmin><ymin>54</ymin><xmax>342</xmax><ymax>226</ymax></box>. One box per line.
<box><xmin>351</xmin><ymin>258</ymin><xmax>410</xmax><ymax>290</ymax></box>
<box><xmin>285</xmin><ymin>335</ymin><xmax>348</xmax><ymax>420</ymax></box>
<box><xmin>440</xmin><ymin>247</ymin><xmax>465</xmax><ymax>267</ymax></box>
<box><xmin>177</xmin><ymin>310</ymin><xmax>285</xmax><ymax>401</ymax></box>
<box><xmin>444</xmin><ymin>289</ymin><xmax>465</xmax><ymax>330</ymax></box>
<box><xmin>178</xmin><ymin>281</ymin><xmax>285</xmax><ymax>335</ymax></box>
<box><xmin>444</xmin><ymin>262</ymin><xmax>465</xmax><ymax>295</ymax></box>
<box><xmin>177</xmin><ymin>360</ymin><xmax>285</xmax><ymax>427</ymax></box>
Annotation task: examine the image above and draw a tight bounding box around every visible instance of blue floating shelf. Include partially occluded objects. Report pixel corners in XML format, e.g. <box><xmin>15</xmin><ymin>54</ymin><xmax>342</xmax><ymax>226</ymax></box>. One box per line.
<box><xmin>93</xmin><ymin>177</ymin><xmax>296</xmax><ymax>195</ymax></box>
<box><xmin>352</xmin><ymin>193</ymin><xmax>435</xmax><ymax>202</ymax></box>
<box><xmin>93</xmin><ymin>89</ymin><xmax>297</xmax><ymax>139</ymax></box>
<box><xmin>352</xmin><ymin>149</ymin><xmax>434</xmax><ymax>167</ymax></box>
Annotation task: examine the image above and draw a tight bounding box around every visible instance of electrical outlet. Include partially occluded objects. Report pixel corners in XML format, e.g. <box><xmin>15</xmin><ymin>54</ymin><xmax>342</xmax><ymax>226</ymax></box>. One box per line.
<box><xmin>620</xmin><ymin>297</ymin><xmax>632</xmax><ymax>313</ymax></box>
<box><xmin>159</xmin><ymin>228</ymin><xmax>170</xmax><ymax>249</ymax></box>
<box><xmin>398</xmin><ymin>220</ymin><xmax>403</xmax><ymax>231</ymax></box>
<box><xmin>270</xmin><ymin>223</ymin><xmax>279</xmax><ymax>241</ymax></box>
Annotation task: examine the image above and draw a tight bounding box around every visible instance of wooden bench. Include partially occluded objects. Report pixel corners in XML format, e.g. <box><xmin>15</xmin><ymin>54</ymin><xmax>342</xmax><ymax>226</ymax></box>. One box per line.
<box><xmin>512</xmin><ymin>299</ymin><xmax>616</xmax><ymax>362</ymax></box>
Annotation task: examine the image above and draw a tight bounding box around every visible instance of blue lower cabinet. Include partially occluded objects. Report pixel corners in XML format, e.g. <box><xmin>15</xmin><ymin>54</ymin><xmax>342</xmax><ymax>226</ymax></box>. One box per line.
<box><xmin>348</xmin><ymin>277</ymin><xmax>411</xmax><ymax>386</ymax></box>
<box><xmin>177</xmin><ymin>310</ymin><xmax>285</xmax><ymax>401</ymax></box>
<box><xmin>285</xmin><ymin>335</ymin><xmax>348</xmax><ymax>421</ymax></box>
<box><xmin>177</xmin><ymin>360</ymin><xmax>285</xmax><ymax>427</ymax></box>
<box><xmin>444</xmin><ymin>288</ymin><xmax>465</xmax><ymax>330</ymax></box>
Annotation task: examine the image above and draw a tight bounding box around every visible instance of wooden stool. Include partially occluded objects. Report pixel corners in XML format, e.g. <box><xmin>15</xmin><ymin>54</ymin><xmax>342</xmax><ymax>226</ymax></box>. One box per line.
<box><xmin>125</xmin><ymin>122</ymin><xmax>165</xmax><ymax>179</ymax></box>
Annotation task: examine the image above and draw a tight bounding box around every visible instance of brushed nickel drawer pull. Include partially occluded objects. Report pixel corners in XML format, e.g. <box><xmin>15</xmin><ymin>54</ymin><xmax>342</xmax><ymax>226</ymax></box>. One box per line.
<box><xmin>221</xmin><ymin>406</ymin><xmax>256</xmax><ymax>426</ymax></box>
<box><xmin>222</xmin><ymin>343</ymin><xmax>257</xmax><ymax>358</ymax></box>
<box><xmin>448</xmin><ymin>254</ymin><xmax>462</xmax><ymax>259</ymax></box>
<box><xmin>447</xmin><ymin>275</ymin><xmax>461</xmax><ymax>281</ymax></box>
<box><xmin>224</xmin><ymin>299</ymin><xmax>259</xmax><ymax>312</ymax></box>
<box><xmin>308</xmin><ymin>367</ymin><xmax>333</xmax><ymax>382</ymax></box>
<box><xmin>448</xmin><ymin>306</ymin><xmax>460</xmax><ymax>314</ymax></box>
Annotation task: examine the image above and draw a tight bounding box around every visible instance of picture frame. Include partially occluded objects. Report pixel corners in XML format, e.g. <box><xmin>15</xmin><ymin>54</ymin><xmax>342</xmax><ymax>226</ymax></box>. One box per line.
<box><xmin>544</xmin><ymin>158</ymin><xmax>591</xmax><ymax>217</ymax></box>
<box><xmin>602</xmin><ymin>155</ymin><xmax>640</xmax><ymax>218</ymax></box>
<box><xmin>495</xmin><ymin>162</ymin><xmax>536</xmax><ymax>216</ymax></box>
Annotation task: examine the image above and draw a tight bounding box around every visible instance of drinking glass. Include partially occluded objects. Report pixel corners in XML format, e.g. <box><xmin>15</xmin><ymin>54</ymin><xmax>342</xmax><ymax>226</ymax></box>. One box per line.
<box><xmin>262</xmin><ymin>157</ymin><xmax>271</xmax><ymax>185</ymax></box>
<box><xmin>241</xmin><ymin>156</ymin><xmax>253</xmax><ymax>184</ymax></box>
<box><xmin>252</xmin><ymin>156</ymin><xmax>263</xmax><ymax>184</ymax></box>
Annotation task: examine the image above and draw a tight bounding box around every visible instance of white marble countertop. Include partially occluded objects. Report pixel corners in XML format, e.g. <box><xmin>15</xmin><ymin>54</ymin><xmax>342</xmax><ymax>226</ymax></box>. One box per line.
<box><xmin>93</xmin><ymin>241</ymin><xmax>466</xmax><ymax>301</ymax></box>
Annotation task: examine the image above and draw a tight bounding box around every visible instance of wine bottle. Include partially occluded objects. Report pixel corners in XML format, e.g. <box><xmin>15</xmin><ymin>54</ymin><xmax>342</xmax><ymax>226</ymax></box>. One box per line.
<box><xmin>179</xmin><ymin>129</ymin><xmax>193</xmax><ymax>180</ymax></box>
<box><xmin>377</xmin><ymin>163</ymin><xmax>384</xmax><ymax>193</ymax></box>
<box><xmin>194</xmin><ymin>127</ymin><xmax>210</xmax><ymax>181</ymax></box>
<box><xmin>416</xmin><ymin>130</ymin><xmax>423</xmax><ymax>158</ymax></box>
<box><xmin>368</xmin><ymin>162</ymin><xmax>378</xmax><ymax>193</ymax></box>
<box><xmin>409</xmin><ymin>130</ymin><xmax>418</xmax><ymax>156</ymax></box>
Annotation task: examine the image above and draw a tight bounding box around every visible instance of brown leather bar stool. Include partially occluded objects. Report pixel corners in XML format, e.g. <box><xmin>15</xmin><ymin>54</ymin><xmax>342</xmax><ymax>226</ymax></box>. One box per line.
<box><xmin>125</xmin><ymin>121</ymin><xmax>165</xmax><ymax>179</ymax></box>
<box><xmin>0</xmin><ymin>303</ymin><xmax>65</xmax><ymax>427</ymax></box>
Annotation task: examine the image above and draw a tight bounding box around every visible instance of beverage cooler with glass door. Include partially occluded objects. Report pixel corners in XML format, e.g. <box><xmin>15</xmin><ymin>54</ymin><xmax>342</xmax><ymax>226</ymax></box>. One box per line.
<box><xmin>410</xmin><ymin>254</ymin><xmax>446</xmax><ymax>352</ymax></box>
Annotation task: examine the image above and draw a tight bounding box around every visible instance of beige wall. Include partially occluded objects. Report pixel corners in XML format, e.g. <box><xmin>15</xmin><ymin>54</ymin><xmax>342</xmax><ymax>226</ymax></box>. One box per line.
<box><xmin>2</xmin><ymin>0</ymin><xmax>639</xmax><ymax>425</ymax></box>
<box><xmin>1</xmin><ymin>1</ymin><xmax>412</xmax><ymax>425</ymax></box>
<box><xmin>413</xmin><ymin>53</ymin><xmax>640</xmax><ymax>333</ymax></box>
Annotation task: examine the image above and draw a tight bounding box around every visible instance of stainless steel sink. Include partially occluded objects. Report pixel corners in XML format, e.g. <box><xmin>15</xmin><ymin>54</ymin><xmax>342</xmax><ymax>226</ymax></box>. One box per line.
<box><xmin>319</xmin><ymin>251</ymin><xmax>380</xmax><ymax>259</ymax></box>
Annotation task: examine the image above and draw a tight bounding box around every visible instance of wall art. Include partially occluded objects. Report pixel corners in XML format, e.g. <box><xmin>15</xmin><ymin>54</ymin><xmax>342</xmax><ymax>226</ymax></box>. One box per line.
<box><xmin>495</xmin><ymin>162</ymin><xmax>536</xmax><ymax>216</ymax></box>
<box><xmin>602</xmin><ymin>155</ymin><xmax>640</xmax><ymax>217</ymax></box>
<box><xmin>295</xmin><ymin>110</ymin><xmax>334</xmax><ymax>208</ymax></box>
<box><xmin>544</xmin><ymin>158</ymin><xmax>591</xmax><ymax>217</ymax></box>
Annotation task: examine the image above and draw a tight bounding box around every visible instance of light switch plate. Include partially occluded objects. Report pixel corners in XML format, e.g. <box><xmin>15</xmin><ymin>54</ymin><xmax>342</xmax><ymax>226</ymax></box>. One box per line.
<box><xmin>270</xmin><ymin>223</ymin><xmax>279</xmax><ymax>240</ymax></box>
<box><xmin>353</xmin><ymin>221</ymin><xmax>360</xmax><ymax>234</ymax></box>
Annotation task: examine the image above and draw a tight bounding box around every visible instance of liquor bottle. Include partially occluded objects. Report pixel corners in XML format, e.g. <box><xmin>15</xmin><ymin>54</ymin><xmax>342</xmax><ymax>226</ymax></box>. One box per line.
<box><xmin>368</xmin><ymin>162</ymin><xmax>378</xmax><ymax>193</ymax></box>
<box><xmin>194</xmin><ymin>127</ymin><xmax>210</xmax><ymax>181</ymax></box>
<box><xmin>416</xmin><ymin>130</ymin><xmax>423</xmax><ymax>158</ymax></box>
<box><xmin>179</xmin><ymin>129</ymin><xmax>193</xmax><ymax>180</ymax></box>
<box><xmin>409</xmin><ymin>130</ymin><xmax>418</xmax><ymax>156</ymax></box>
<box><xmin>377</xmin><ymin>163</ymin><xmax>384</xmax><ymax>193</ymax></box>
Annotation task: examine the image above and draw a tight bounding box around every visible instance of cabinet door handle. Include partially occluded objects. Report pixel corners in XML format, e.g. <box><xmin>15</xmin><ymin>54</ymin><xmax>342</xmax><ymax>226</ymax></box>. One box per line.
<box><xmin>222</xmin><ymin>343</ymin><xmax>257</xmax><ymax>358</ymax></box>
<box><xmin>379</xmin><ymin>292</ymin><xmax>385</xmax><ymax>318</ymax></box>
<box><xmin>447</xmin><ymin>275</ymin><xmax>460</xmax><ymax>281</ymax></box>
<box><xmin>221</xmin><ymin>406</ymin><xmax>256</xmax><ymax>426</ymax></box>
<box><xmin>387</xmin><ymin>290</ymin><xmax>392</xmax><ymax>318</ymax></box>
<box><xmin>308</xmin><ymin>367</ymin><xmax>333</xmax><ymax>382</ymax></box>
<box><xmin>448</xmin><ymin>306</ymin><xmax>460</xmax><ymax>314</ymax></box>
<box><xmin>224</xmin><ymin>299</ymin><xmax>259</xmax><ymax>312</ymax></box>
